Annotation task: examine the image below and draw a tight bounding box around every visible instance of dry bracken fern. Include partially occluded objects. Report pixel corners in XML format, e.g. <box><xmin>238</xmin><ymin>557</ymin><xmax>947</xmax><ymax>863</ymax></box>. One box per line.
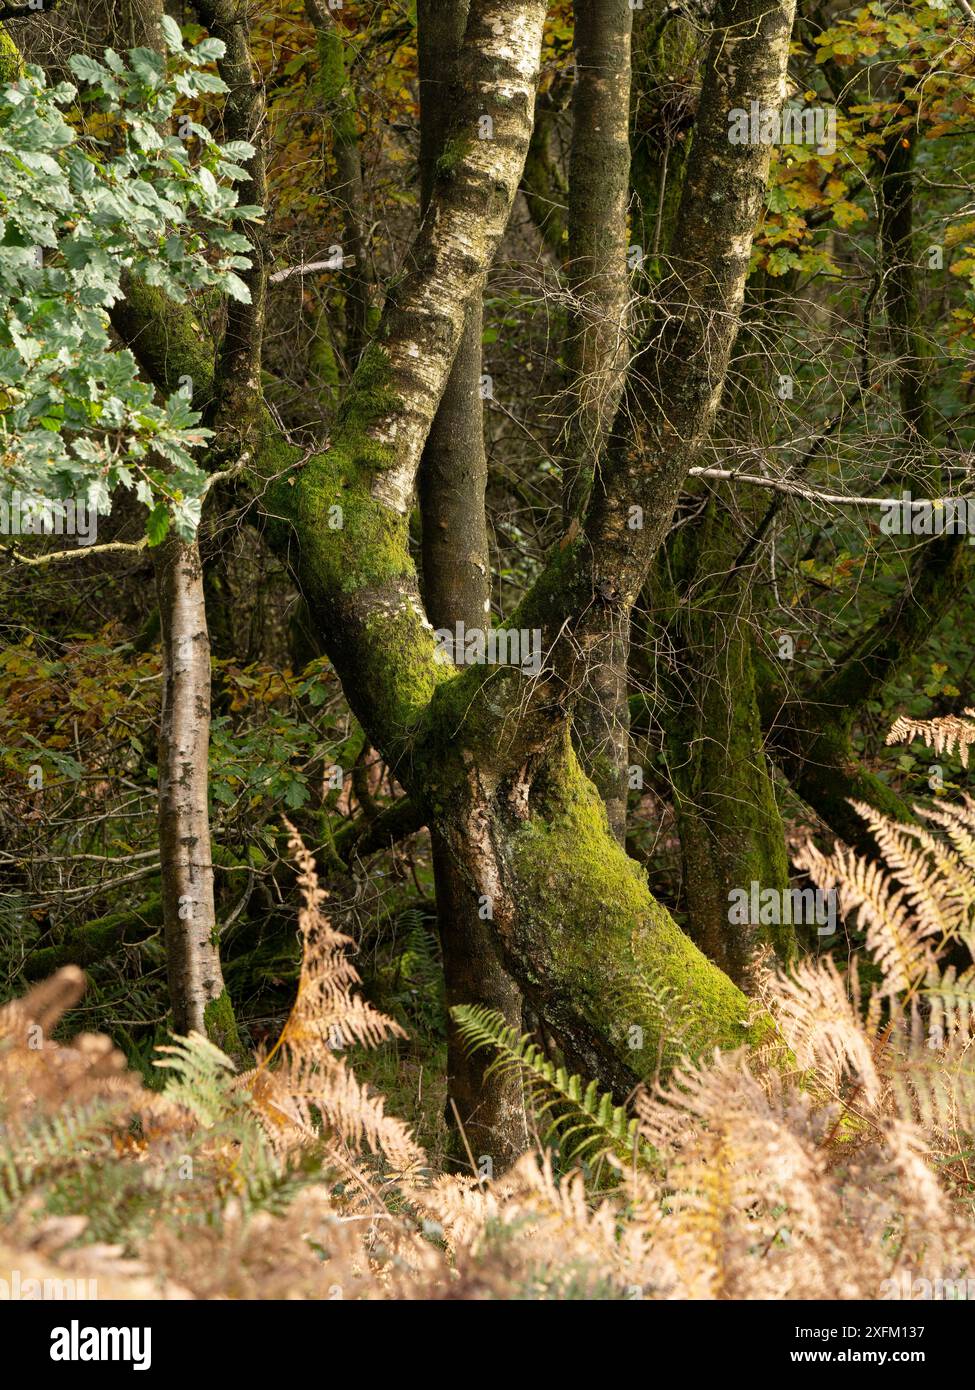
<box><xmin>241</xmin><ymin>822</ymin><xmax>425</xmax><ymax>1178</ymax></box>
<box><xmin>887</xmin><ymin>709</ymin><xmax>975</xmax><ymax>769</ymax></box>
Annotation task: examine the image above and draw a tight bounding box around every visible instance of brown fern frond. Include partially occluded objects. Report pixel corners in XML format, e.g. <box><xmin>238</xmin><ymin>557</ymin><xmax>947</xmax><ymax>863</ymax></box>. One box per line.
<box><xmin>761</xmin><ymin>956</ymin><xmax>883</xmax><ymax>1110</ymax></box>
<box><xmin>795</xmin><ymin>833</ymin><xmax>936</xmax><ymax>994</ymax></box>
<box><xmin>851</xmin><ymin>802</ymin><xmax>972</xmax><ymax>944</ymax></box>
<box><xmin>243</xmin><ymin>823</ymin><xmax>424</xmax><ymax>1178</ymax></box>
<box><xmin>887</xmin><ymin>1015</ymin><xmax>975</xmax><ymax>1139</ymax></box>
<box><xmin>887</xmin><ymin>710</ymin><xmax>975</xmax><ymax>768</ymax></box>
<box><xmin>912</xmin><ymin>798</ymin><xmax>975</xmax><ymax>920</ymax></box>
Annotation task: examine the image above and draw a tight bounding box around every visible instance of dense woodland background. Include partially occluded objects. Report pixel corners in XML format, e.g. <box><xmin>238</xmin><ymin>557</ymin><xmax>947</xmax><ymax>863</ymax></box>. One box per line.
<box><xmin>3</xmin><ymin>0</ymin><xmax>975</xmax><ymax>1301</ymax></box>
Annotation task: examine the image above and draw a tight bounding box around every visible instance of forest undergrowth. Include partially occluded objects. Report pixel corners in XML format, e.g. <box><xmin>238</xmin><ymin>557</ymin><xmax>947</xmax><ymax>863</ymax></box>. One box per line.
<box><xmin>3</xmin><ymin>717</ymin><xmax>975</xmax><ymax>1301</ymax></box>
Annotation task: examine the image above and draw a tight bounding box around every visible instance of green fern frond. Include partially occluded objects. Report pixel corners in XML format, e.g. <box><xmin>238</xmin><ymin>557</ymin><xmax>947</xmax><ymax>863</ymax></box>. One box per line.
<box><xmin>395</xmin><ymin>915</ymin><xmax>442</xmax><ymax>990</ymax></box>
<box><xmin>451</xmin><ymin>1004</ymin><xmax>654</xmax><ymax>1173</ymax></box>
<box><xmin>154</xmin><ymin>1031</ymin><xmax>240</xmax><ymax>1126</ymax></box>
<box><xmin>0</xmin><ymin>1096</ymin><xmax>133</xmax><ymax>1215</ymax></box>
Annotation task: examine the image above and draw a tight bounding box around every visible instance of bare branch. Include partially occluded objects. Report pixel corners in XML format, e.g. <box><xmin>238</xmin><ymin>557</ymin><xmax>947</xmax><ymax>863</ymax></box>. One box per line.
<box><xmin>3</xmin><ymin>536</ymin><xmax>149</xmax><ymax>567</ymax></box>
<box><xmin>687</xmin><ymin>468</ymin><xmax>898</xmax><ymax>508</ymax></box>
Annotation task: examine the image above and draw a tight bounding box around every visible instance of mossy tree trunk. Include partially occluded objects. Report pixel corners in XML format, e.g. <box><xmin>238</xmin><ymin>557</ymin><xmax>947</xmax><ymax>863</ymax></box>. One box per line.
<box><xmin>283</xmin><ymin>0</ymin><xmax>796</xmax><ymax>1089</ymax></box>
<box><xmin>658</xmin><ymin>496</ymin><xmax>794</xmax><ymax>982</ymax></box>
<box><xmin>653</xmin><ymin>277</ymin><xmax>793</xmax><ymax>982</ymax></box>
<box><xmin>416</xmin><ymin>0</ymin><xmax>528</xmax><ymax>1169</ymax></box>
<box><xmin>306</xmin><ymin>0</ymin><xmax>372</xmax><ymax>368</ymax></box>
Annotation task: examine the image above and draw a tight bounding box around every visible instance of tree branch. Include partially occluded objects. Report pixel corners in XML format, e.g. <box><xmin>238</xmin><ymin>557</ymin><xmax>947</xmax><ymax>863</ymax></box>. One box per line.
<box><xmin>3</xmin><ymin>537</ymin><xmax>149</xmax><ymax>567</ymax></box>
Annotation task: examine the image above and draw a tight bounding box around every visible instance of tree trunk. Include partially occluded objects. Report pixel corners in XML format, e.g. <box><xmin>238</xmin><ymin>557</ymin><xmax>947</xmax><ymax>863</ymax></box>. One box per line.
<box><xmin>286</xmin><ymin>0</ymin><xmax>796</xmax><ymax>1089</ymax></box>
<box><xmin>155</xmin><ymin>535</ymin><xmax>237</xmax><ymax>1048</ymax></box>
<box><xmin>654</xmin><ymin>278</ymin><xmax>794</xmax><ymax>982</ymax></box>
<box><xmin>106</xmin><ymin>0</ymin><xmax>235</xmax><ymax>1050</ymax></box>
<box><xmin>562</xmin><ymin>0</ymin><xmax>632</xmax><ymax>526</ymax></box>
<box><xmin>417</xmin><ymin>0</ymin><xmax>528</xmax><ymax>1168</ymax></box>
<box><xmin>117</xmin><ymin>0</ymin><xmax>165</xmax><ymax>52</ymax></box>
<box><xmin>197</xmin><ymin>0</ymin><xmax>268</xmax><ymax>454</ymax></box>
<box><xmin>307</xmin><ymin>1</ymin><xmax>372</xmax><ymax>368</ymax></box>
<box><xmin>879</xmin><ymin>122</ymin><xmax>936</xmax><ymax>483</ymax></box>
<box><xmin>562</xmin><ymin>0</ymin><xmax>634</xmax><ymax>843</ymax></box>
<box><xmin>659</xmin><ymin>498</ymin><xmax>794</xmax><ymax>983</ymax></box>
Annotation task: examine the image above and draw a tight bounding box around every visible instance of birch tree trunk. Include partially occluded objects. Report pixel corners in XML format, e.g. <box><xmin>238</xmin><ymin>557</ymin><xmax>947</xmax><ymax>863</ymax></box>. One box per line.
<box><xmin>137</xmin><ymin>0</ymin><xmax>259</xmax><ymax>1052</ymax></box>
<box><xmin>155</xmin><ymin>536</ymin><xmax>235</xmax><ymax>1045</ymax></box>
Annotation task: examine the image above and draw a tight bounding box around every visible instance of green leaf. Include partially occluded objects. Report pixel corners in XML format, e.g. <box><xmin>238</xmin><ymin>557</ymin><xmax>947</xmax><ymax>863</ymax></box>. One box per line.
<box><xmin>284</xmin><ymin>780</ymin><xmax>310</xmax><ymax>810</ymax></box>
<box><xmin>68</xmin><ymin>55</ymin><xmax>108</xmax><ymax>84</ymax></box>
<box><xmin>146</xmin><ymin>502</ymin><xmax>171</xmax><ymax>547</ymax></box>
<box><xmin>194</xmin><ymin>38</ymin><xmax>226</xmax><ymax>62</ymax></box>
<box><xmin>160</xmin><ymin>14</ymin><xmax>184</xmax><ymax>53</ymax></box>
<box><xmin>221</xmin><ymin>272</ymin><xmax>252</xmax><ymax>304</ymax></box>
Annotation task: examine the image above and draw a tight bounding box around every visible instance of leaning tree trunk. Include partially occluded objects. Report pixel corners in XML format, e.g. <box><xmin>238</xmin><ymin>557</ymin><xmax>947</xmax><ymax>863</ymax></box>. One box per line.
<box><xmin>284</xmin><ymin>0</ymin><xmax>797</xmax><ymax>1090</ymax></box>
<box><xmin>416</xmin><ymin>0</ymin><xmax>527</xmax><ymax>1168</ymax></box>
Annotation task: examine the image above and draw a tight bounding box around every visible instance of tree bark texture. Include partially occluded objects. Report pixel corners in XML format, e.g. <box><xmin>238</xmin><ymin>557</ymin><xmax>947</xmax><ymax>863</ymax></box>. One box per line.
<box><xmin>417</xmin><ymin>0</ymin><xmax>528</xmax><ymax>1167</ymax></box>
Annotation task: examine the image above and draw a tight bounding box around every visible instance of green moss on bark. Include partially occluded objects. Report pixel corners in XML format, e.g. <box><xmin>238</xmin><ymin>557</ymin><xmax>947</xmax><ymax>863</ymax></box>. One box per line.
<box><xmin>202</xmin><ymin>988</ymin><xmax>244</xmax><ymax>1060</ymax></box>
<box><xmin>436</xmin><ymin>135</ymin><xmax>473</xmax><ymax>183</ymax></box>
<box><xmin>361</xmin><ymin>604</ymin><xmax>447</xmax><ymax>728</ymax></box>
<box><xmin>667</xmin><ymin>623</ymin><xmax>794</xmax><ymax>973</ymax></box>
<box><xmin>509</xmin><ymin>739</ymin><xmax>764</xmax><ymax>1084</ymax></box>
<box><xmin>113</xmin><ymin>278</ymin><xmax>216</xmax><ymax>401</ymax></box>
<box><xmin>0</xmin><ymin>25</ymin><xmax>22</xmax><ymax>82</ymax></box>
<box><xmin>797</xmin><ymin>724</ymin><xmax>916</xmax><ymax>849</ymax></box>
<box><xmin>23</xmin><ymin>895</ymin><xmax>164</xmax><ymax>980</ymax></box>
<box><xmin>296</xmin><ymin>344</ymin><xmax>413</xmax><ymax>594</ymax></box>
